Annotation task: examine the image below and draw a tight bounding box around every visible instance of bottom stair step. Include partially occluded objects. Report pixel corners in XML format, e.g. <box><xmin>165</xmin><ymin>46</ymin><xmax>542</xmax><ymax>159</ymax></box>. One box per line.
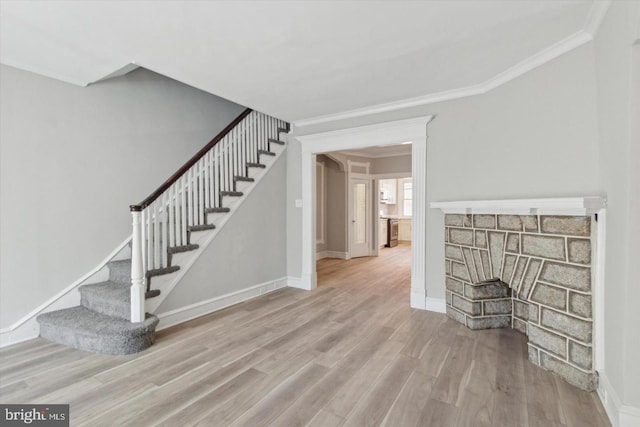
<box><xmin>80</xmin><ymin>281</ymin><xmax>160</xmax><ymax>321</ymax></box>
<box><xmin>37</xmin><ymin>306</ymin><xmax>159</xmax><ymax>355</ymax></box>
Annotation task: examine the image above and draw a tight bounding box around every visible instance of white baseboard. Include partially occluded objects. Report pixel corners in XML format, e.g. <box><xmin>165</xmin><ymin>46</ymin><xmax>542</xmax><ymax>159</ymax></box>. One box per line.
<box><xmin>598</xmin><ymin>371</ymin><xmax>640</xmax><ymax>427</ymax></box>
<box><xmin>425</xmin><ymin>297</ymin><xmax>447</xmax><ymax>313</ymax></box>
<box><xmin>156</xmin><ymin>277</ymin><xmax>288</xmax><ymax>330</ymax></box>
<box><xmin>287</xmin><ymin>276</ymin><xmax>313</xmax><ymax>290</ymax></box>
<box><xmin>410</xmin><ymin>289</ymin><xmax>426</xmax><ymax>310</ymax></box>
<box><xmin>316</xmin><ymin>251</ymin><xmax>348</xmax><ymax>260</ymax></box>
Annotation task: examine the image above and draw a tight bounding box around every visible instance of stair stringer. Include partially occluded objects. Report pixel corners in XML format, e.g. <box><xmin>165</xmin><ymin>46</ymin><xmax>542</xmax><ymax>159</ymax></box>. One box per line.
<box><xmin>143</xmin><ymin>140</ymin><xmax>287</xmax><ymax>314</ymax></box>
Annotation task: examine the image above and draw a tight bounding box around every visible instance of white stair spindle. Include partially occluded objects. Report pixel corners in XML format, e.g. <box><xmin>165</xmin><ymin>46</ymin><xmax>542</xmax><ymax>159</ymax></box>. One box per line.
<box><xmin>140</xmin><ymin>209</ymin><xmax>147</xmax><ymax>278</ymax></box>
<box><xmin>153</xmin><ymin>202</ymin><xmax>159</xmax><ymax>269</ymax></box>
<box><xmin>161</xmin><ymin>194</ymin><xmax>168</xmax><ymax>268</ymax></box>
<box><xmin>198</xmin><ymin>160</ymin><xmax>204</xmax><ymax>225</ymax></box>
<box><xmin>213</xmin><ymin>144</ymin><xmax>219</xmax><ymax>207</ymax></box>
<box><xmin>146</xmin><ymin>205</ymin><xmax>152</xmax><ymax>269</ymax></box>
<box><xmin>252</xmin><ymin>113</ymin><xmax>257</xmax><ymax>162</ymax></box>
<box><xmin>187</xmin><ymin>170</ymin><xmax>193</xmax><ymax>227</ymax></box>
<box><xmin>242</xmin><ymin>119</ymin><xmax>248</xmax><ymax>175</ymax></box>
<box><xmin>130</xmin><ymin>209</ymin><xmax>145</xmax><ymax>323</ymax></box>
<box><xmin>222</xmin><ymin>136</ymin><xmax>228</xmax><ymax>191</ymax></box>
<box><xmin>181</xmin><ymin>177</ymin><xmax>187</xmax><ymax>245</ymax></box>
<box><xmin>204</xmin><ymin>156</ymin><xmax>210</xmax><ymax>211</ymax></box>
<box><xmin>169</xmin><ymin>185</ymin><xmax>175</xmax><ymax>248</ymax></box>
<box><xmin>208</xmin><ymin>150</ymin><xmax>214</xmax><ymax>207</ymax></box>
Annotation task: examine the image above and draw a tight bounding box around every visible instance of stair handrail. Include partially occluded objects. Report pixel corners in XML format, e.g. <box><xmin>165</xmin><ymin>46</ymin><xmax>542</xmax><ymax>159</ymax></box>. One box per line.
<box><xmin>128</xmin><ymin>108</ymin><xmax>286</xmax><ymax>323</ymax></box>
<box><xmin>130</xmin><ymin>108</ymin><xmax>252</xmax><ymax>212</ymax></box>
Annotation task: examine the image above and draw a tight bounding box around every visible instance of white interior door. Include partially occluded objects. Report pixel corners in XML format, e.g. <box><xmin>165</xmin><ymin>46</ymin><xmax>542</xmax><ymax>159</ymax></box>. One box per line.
<box><xmin>350</xmin><ymin>179</ymin><xmax>371</xmax><ymax>258</ymax></box>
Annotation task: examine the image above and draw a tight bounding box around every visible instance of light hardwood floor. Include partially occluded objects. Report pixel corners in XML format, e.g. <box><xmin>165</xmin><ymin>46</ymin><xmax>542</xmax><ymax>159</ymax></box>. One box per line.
<box><xmin>0</xmin><ymin>243</ymin><xmax>610</xmax><ymax>426</ymax></box>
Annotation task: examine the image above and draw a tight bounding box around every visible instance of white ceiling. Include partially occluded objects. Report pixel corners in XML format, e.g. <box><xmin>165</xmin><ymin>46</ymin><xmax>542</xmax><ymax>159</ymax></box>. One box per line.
<box><xmin>0</xmin><ymin>1</ymin><xmax>604</xmax><ymax>123</ymax></box>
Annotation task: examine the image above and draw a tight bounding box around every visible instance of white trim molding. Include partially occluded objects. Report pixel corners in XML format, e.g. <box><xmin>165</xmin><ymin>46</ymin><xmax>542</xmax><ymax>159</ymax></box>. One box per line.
<box><xmin>425</xmin><ymin>297</ymin><xmax>446</xmax><ymax>313</ymax></box>
<box><xmin>287</xmin><ymin>276</ymin><xmax>313</xmax><ymax>291</ymax></box>
<box><xmin>430</xmin><ymin>196</ymin><xmax>606</xmax><ymax>216</ymax></box>
<box><xmin>598</xmin><ymin>372</ymin><xmax>640</xmax><ymax>427</ymax></box>
<box><xmin>411</xmin><ymin>289</ymin><xmax>426</xmax><ymax>310</ymax></box>
<box><xmin>296</xmin><ymin>116</ymin><xmax>434</xmax><ymax>301</ymax></box>
<box><xmin>157</xmin><ymin>277</ymin><xmax>288</xmax><ymax>330</ymax></box>
<box><xmin>294</xmin><ymin>3</ymin><xmax>611</xmax><ymax>128</ymax></box>
<box><xmin>315</xmin><ymin>161</ymin><xmax>325</xmax><ymax>245</ymax></box>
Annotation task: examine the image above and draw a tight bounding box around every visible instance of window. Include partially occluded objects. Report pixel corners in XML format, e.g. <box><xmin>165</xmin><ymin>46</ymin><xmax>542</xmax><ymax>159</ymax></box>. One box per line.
<box><xmin>403</xmin><ymin>180</ymin><xmax>412</xmax><ymax>216</ymax></box>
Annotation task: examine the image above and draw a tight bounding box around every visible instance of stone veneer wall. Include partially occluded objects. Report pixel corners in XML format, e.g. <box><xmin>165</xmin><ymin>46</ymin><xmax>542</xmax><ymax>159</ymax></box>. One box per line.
<box><xmin>444</xmin><ymin>214</ymin><xmax>596</xmax><ymax>391</ymax></box>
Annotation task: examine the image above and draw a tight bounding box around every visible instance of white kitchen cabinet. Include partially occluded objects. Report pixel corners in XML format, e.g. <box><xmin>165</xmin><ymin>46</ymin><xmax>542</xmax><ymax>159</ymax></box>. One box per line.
<box><xmin>379</xmin><ymin>179</ymin><xmax>396</xmax><ymax>204</ymax></box>
<box><xmin>398</xmin><ymin>219</ymin><xmax>412</xmax><ymax>241</ymax></box>
<box><xmin>379</xmin><ymin>219</ymin><xmax>388</xmax><ymax>247</ymax></box>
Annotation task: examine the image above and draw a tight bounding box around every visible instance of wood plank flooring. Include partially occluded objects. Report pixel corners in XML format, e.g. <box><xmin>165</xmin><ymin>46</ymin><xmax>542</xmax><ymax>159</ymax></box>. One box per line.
<box><xmin>0</xmin><ymin>244</ymin><xmax>610</xmax><ymax>426</ymax></box>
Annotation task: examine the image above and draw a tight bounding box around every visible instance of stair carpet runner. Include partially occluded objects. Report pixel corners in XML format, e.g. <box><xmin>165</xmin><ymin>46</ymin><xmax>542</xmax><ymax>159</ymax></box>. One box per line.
<box><xmin>36</xmin><ymin>126</ymin><xmax>287</xmax><ymax>355</ymax></box>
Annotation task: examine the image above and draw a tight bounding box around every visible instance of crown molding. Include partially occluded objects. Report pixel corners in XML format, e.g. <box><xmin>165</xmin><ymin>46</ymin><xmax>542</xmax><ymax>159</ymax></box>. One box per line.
<box><xmin>294</xmin><ymin>31</ymin><xmax>591</xmax><ymax>128</ymax></box>
<box><xmin>294</xmin><ymin>1</ymin><xmax>612</xmax><ymax>129</ymax></box>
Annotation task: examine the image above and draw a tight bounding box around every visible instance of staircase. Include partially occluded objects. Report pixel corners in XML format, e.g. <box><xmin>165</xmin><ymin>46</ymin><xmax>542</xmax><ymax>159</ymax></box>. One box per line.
<box><xmin>37</xmin><ymin>109</ymin><xmax>288</xmax><ymax>354</ymax></box>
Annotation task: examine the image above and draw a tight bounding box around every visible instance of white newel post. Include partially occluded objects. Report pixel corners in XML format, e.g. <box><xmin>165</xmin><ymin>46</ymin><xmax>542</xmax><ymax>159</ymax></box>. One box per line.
<box><xmin>130</xmin><ymin>207</ymin><xmax>145</xmax><ymax>322</ymax></box>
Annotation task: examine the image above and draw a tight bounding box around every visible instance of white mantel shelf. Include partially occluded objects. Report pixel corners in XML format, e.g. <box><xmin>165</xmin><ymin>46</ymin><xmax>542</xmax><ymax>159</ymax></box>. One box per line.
<box><xmin>429</xmin><ymin>197</ymin><xmax>606</xmax><ymax>216</ymax></box>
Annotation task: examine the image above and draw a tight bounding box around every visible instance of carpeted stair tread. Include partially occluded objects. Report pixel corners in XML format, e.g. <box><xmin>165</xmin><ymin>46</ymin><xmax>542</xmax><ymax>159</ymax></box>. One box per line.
<box><xmin>205</xmin><ymin>207</ymin><xmax>231</xmax><ymax>213</ymax></box>
<box><xmin>37</xmin><ymin>306</ymin><xmax>158</xmax><ymax>355</ymax></box>
<box><xmin>147</xmin><ymin>265</ymin><xmax>180</xmax><ymax>278</ymax></box>
<box><xmin>246</xmin><ymin>162</ymin><xmax>266</xmax><ymax>168</ymax></box>
<box><xmin>258</xmin><ymin>149</ymin><xmax>276</xmax><ymax>156</ymax></box>
<box><xmin>80</xmin><ymin>281</ymin><xmax>129</xmax><ymax>320</ymax></box>
<box><xmin>108</xmin><ymin>259</ymin><xmax>132</xmax><ymax>285</ymax></box>
<box><xmin>220</xmin><ymin>191</ymin><xmax>243</xmax><ymax>197</ymax></box>
<box><xmin>188</xmin><ymin>224</ymin><xmax>216</xmax><ymax>232</ymax></box>
<box><xmin>268</xmin><ymin>138</ymin><xmax>285</xmax><ymax>145</ymax></box>
<box><xmin>277</xmin><ymin>127</ymin><xmax>289</xmax><ymax>134</ymax></box>
<box><xmin>80</xmin><ymin>281</ymin><xmax>159</xmax><ymax>320</ymax></box>
<box><xmin>234</xmin><ymin>176</ymin><xmax>255</xmax><ymax>182</ymax></box>
<box><xmin>168</xmin><ymin>244</ymin><xmax>199</xmax><ymax>254</ymax></box>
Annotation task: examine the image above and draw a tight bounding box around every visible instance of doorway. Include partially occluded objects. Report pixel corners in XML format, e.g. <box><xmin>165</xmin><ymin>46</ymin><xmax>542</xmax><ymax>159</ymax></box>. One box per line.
<box><xmin>297</xmin><ymin>116</ymin><xmax>433</xmax><ymax>310</ymax></box>
<box><xmin>350</xmin><ymin>178</ymin><xmax>371</xmax><ymax>258</ymax></box>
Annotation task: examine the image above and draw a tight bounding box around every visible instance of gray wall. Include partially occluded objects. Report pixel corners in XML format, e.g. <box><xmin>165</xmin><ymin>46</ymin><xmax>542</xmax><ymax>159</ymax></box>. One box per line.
<box><xmin>315</xmin><ymin>156</ymin><xmax>328</xmax><ymax>253</ymax></box>
<box><xmin>371</xmin><ymin>154</ymin><xmax>411</xmax><ymax>175</ymax></box>
<box><xmin>288</xmin><ymin>43</ymin><xmax>601</xmax><ymax>286</ymax></box>
<box><xmin>315</xmin><ymin>154</ymin><xmax>347</xmax><ymax>254</ymax></box>
<box><xmin>593</xmin><ymin>1</ymin><xmax>640</xmax><ymax>408</ymax></box>
<box><xmin>325</xmin><ymin>157</ymin><xmax>347</xmax><ymax>253</ymax></box>
<box><xmin>157</xmin><ymin>155</ymin><xmax>287</xmax><ymax>312</ymax></box>
<box><xmin>288</xmin><ymin>20</ymin><xmax>640</xmax><ymax>409</ymax></box>
<box><xmin>0</xmin><ymin>65</ymin><xmax>245</xmax><ymax>328</ymax></box>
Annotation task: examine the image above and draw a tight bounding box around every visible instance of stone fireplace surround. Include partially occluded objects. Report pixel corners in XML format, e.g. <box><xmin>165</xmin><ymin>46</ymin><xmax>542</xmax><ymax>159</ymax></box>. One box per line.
<box><xmin>431</xmin><ymin>198</ymin><xmax>605</xmax><ymax>392</ymax></box>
